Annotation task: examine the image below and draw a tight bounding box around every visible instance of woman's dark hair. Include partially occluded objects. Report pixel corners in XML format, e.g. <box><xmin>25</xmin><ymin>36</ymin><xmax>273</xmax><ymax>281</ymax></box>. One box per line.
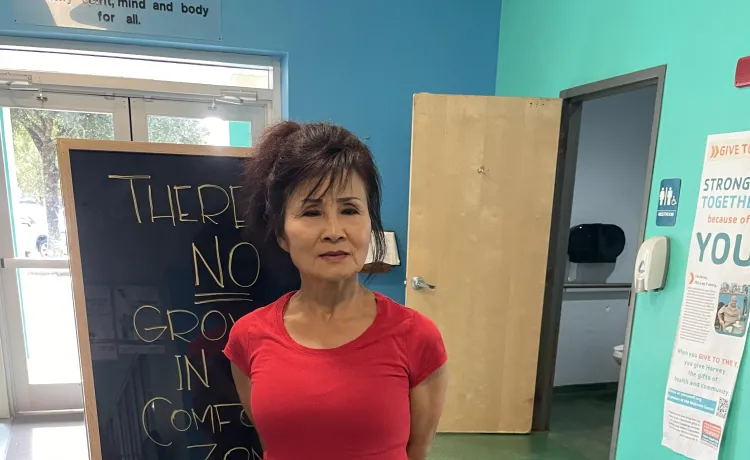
<box><xmin>242</xmin><ymin>121</ymin><xmax>386</xmax><ymax>265</ymax></box>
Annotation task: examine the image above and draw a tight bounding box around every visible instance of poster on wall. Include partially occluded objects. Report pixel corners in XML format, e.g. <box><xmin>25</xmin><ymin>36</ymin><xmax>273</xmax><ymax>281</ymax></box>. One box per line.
<box><xmin>662</xmin><ymin>131</ymin><xmax>750</xmax><ymax>460</ymax></box>
<box><xmin>12</xmin><ymin>0</ymin><xmax>221</xmax><ymax>41</ymax></box>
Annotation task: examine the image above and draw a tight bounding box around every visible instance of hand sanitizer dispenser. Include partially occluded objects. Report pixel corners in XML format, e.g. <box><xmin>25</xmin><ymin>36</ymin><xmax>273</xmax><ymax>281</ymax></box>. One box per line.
<box><xmin>633</xmin><ymin>236</ymin><xmax>670</xmax><ymax>293</ymax></box>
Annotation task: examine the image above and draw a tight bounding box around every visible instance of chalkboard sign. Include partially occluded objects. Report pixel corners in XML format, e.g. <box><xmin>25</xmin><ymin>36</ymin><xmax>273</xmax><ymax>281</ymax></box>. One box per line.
<box><xmin>58</xmin><ymin>139</ymin><xmax>300</xmax><ymax>460</ymax></box>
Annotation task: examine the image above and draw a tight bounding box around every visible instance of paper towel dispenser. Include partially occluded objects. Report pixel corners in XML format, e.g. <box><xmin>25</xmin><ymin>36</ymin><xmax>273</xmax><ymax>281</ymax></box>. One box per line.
<box><xmin>567</xmin><ymin>223</ymin><xmax>626</xmax><ymax>264</ymax></box>
<box><xmin>633</xmin><ymin>236</ymin><xmax>670</xmax><ymax>292</ymax></box>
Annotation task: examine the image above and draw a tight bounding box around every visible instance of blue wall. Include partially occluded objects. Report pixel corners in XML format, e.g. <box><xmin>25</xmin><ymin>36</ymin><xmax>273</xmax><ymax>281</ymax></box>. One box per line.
<box><xmin>0</xmin><ymin>0</ymin><xmax>503</xmax><ymax>302</ymax></box>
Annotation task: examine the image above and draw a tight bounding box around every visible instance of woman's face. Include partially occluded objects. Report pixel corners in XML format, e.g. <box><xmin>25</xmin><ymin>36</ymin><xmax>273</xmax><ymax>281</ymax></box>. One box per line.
<box><xmin>279</xmin><ymin>172</ymin><xmax>372</xmax><ymax>282</ymax></box>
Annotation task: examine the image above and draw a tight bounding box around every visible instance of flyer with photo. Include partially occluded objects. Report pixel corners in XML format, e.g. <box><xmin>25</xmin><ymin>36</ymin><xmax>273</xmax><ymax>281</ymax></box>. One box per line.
<box><xmin>662</xmin><ymin>131</ymin><xmax>750</xmax><ymax>460</ymax></box>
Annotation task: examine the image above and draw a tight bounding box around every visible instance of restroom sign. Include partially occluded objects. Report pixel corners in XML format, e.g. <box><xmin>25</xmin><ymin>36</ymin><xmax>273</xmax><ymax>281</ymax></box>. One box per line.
<box><xmin>656</xmin><ymin>178</ymin><xmax>682</xmax><ymax>227</ymax></box>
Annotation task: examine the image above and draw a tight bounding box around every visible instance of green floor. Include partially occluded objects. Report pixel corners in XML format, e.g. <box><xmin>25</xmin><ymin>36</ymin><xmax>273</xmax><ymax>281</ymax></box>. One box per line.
<box><xmin>428</xmin><ymin>386</ymin><xmax>616</xmax><ymax>460</ymax></box>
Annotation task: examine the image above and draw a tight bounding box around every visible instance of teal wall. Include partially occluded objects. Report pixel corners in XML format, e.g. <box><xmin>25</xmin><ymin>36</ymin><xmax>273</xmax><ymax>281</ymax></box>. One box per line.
<box><xmin>496</xmin><ymin>1</ymin><xmax>749</xmax><ymax>458</ymax></box>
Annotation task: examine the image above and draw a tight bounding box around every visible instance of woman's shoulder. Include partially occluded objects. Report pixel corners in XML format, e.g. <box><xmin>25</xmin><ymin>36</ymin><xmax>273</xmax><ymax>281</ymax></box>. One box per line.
<box><xmin>374</xmin><ymin>292</ymin><xmax>411</xmax><ymax>320</ymax></box>
<box><xmin>232</xmin><ymin>292</ymin><xmax>293</xmax><ymax>333</ymax></box>
<box><xmin>373</xmin><ymin>292</ymin><xmax>446</xmax><ymax>385</ymax></box>
<box><xmin>374</xmin><ymin>292</ymin><xmax>441</xmax><ymax>336</ymax></box>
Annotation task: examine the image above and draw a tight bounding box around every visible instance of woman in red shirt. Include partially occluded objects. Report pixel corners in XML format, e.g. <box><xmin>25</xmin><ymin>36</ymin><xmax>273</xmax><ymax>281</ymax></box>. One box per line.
<box><xmin>224</xmin><ymin>121</ymin><xmax>448</xmax><ymax>460</ymax></box>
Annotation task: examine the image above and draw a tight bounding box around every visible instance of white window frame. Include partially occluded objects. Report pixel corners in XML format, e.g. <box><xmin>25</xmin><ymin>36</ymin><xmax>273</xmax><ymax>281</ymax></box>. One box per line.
<box><xmin>0</xmin><ymin>92</ymin><xmax>131</xmax><ymax>413</ymax></box>
<box><xmin>0</xmin><ymin>37</ymin><xmax>283</xmax><ymax>124</ymax></box>
<box><xmin>129</xmin><ymin>98</ymin><xmax>267</xmax><ymax>143</ymax></box>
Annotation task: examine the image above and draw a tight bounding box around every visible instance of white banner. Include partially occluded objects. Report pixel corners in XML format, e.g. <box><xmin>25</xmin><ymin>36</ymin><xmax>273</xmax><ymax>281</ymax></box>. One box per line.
<box><xmin>662</xmin><ymin>131</ymin><xmax>750</xmax><ymax>459</ymax></box>
<box><xmin>12</xmin><ymin>0</ymin><xmax>221</xmax><ymax>41</ymax></box>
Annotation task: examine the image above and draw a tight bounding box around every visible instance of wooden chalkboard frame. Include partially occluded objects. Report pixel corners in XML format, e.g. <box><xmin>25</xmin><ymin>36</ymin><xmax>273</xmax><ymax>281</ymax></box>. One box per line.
<box><xmin>57</xmin><ymin>139</ymin><xmax>251</xmax><ymax>460</ymax></box>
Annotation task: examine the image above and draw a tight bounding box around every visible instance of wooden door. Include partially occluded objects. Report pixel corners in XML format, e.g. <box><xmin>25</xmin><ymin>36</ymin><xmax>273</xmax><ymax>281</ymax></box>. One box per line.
<box><xmin>406</xmin><ymin>94</ymin><xmax>562</xmax><ymax>433</ymax></box>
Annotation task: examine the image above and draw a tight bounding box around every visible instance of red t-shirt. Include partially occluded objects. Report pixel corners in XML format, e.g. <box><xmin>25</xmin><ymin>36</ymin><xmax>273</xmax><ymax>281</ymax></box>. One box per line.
<box><xmin>223</xmin><ymin>291</ymin><xmax>447</xmax><ymax>460</ymax></box>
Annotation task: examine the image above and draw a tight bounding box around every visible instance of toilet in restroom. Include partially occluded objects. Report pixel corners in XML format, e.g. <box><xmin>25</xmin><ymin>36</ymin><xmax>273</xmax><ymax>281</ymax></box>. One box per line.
<box><xmin>613</xmin><ymin>344</ymin><xmax>624</xmax><ymax>366</ymax></box>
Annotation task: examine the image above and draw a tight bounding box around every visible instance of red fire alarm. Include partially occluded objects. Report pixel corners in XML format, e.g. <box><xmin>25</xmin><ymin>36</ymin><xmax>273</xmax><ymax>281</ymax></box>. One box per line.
<box><xmin>735</xmin><ymin>56</ymin><xmax>750</xmax><ymax>87</ymax></box>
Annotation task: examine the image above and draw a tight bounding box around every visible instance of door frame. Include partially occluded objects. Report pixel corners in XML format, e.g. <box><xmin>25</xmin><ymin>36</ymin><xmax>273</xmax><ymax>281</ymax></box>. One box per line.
<box><xmin>129</xmin><ymin>98</ymin><xmax>267</xmax><ymax>143</ymax></box>
<box><xmin>0</xmin><ymin>92</ymin><xmax>132</xmax><ymax>413</ymax></box>
<box><xmin>533</xmin><ymin>66</ymin><xmax>667</xmax><ymax>458</ymax></box>
<box><xmin>0</xmin><ymin>36</ymin><xmax>282</xmax><ymax>124</ymax></box>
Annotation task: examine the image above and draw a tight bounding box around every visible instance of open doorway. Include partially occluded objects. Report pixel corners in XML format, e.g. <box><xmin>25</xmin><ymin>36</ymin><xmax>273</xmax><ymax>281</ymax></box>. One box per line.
<box><xmin>533</xmin><ymin>67</ymin><xmax>666</xmax><ymax>459</ymax></box>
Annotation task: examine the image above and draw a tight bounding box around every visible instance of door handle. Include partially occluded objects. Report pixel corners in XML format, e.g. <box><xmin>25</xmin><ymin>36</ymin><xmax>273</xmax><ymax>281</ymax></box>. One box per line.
<box><xmin>411</xmin><ymin>276</ymin><xmax>436</xmax><ymax>291</ymax></box>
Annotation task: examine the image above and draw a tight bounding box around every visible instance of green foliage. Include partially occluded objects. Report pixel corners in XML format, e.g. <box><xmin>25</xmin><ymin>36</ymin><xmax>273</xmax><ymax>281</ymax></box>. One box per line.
<box><xmin>148</xmin><ymin>116</ymin><xmax>210</xmax><ymax>145</ymax></box>
<box><xmin>7</xmin><ymin>109</ymin><xmax>209</xmax><ymax>255</ymax></box>
<box><xmin>10</xmin><ymin>110</ymin><xmax>114</xmax><ymax>203</ymax></box>
<box><xmin>9</xmin><ymin>116</ymin><xmax>42</xmax><ymax>203</ymax></box>
<box><xmin>10</xmin><ymin>111</ymin><xmax>210</xmax><ymax>203</ymax></box>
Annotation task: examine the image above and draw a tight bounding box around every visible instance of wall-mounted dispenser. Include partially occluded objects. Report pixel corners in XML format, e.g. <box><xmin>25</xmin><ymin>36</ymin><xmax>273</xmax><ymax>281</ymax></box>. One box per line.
<box><xmin>633</xmin><ymin>236</ymin><xmax>670</xmax><ymax>293</ymax></box>
<box><xmin>567</xmin><ymin>224</ymin><xmax>626</xmax><ymax>283</ymax></box>
<box><xmin>568</xmin><ymin>223</ymin><xmax>626</xmax><ymax>264</ymax></box>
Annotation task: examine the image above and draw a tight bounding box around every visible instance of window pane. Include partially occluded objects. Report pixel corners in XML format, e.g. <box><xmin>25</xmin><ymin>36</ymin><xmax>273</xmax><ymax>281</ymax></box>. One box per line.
<box><xmin>31</xmin><ymin>425</ymin><xmax>89</xmax><ymax>459</ymax></box>
<box><xmin>20</xmin><ymin>269</ymin><xmax>80</xmax><ymax>385</ymax></box>
<box><xmin>147</xmin><ymin>116</ymin><xmax>252</xmax><ymax>147</ymax></box>
<box><xmin>2</xmin><ymin>107</ymin><xmax>114</xmax><ymax>258</ymax></box>
<box><xmin>0</xmin><ymin>49</ymin><xmax>272</xmax><ymax>89</ymax></box>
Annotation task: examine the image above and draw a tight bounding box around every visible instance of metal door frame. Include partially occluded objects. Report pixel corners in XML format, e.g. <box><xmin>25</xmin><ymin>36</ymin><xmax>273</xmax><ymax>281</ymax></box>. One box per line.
<box><xmin>533</xmin><ymin>65</ymin><xmax>667</xmax><ymax>460</ymax></box>
<box><xmin>129</xmin><ymin>98</ymin><xmax>266</xmax><ymax>144</ymax></box>
<box><xmin>0</xmin><ymin>37</ymin><xmax>282</xmax><ymax>124</ymax></box>
<box><xmin>0</xmin><ymin>91</ymin><xmax>131</xmax><ymax>413</ymax></box>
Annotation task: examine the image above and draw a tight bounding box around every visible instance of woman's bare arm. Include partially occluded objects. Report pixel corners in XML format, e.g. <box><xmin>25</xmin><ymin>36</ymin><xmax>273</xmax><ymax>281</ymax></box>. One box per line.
<box><xmin>407</xmin><ymin>365</ymin><xmax>448</xmax><ymax>460</ymax></box>
<box><xmin>230</xmin><ymin>362</ymin><xmax>254</xmax><ymax>425</ymax></box>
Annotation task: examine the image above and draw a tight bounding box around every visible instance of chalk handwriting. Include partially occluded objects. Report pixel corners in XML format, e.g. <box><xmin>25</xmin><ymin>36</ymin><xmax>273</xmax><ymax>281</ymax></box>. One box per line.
<box><xmin>108</xmin><ymin>175</ymin><xmax>244</xmax><ymax>227</ymax></box>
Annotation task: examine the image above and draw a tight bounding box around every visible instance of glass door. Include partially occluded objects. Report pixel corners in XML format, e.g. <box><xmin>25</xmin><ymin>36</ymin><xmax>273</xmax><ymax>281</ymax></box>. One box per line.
<box><xmin>0</xmin><ymin>90</ymin><xmax>130</xmax><ymax>411</ymax></box>
<box><xmin>130</xmin><ymin>98</ymin><xmax>265</xmax><ymax>147</ymax></box>
<box><xmin>0</xmin><ymin>90</ymin><xmax>267</xmax><ymax>414</ymax></box>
